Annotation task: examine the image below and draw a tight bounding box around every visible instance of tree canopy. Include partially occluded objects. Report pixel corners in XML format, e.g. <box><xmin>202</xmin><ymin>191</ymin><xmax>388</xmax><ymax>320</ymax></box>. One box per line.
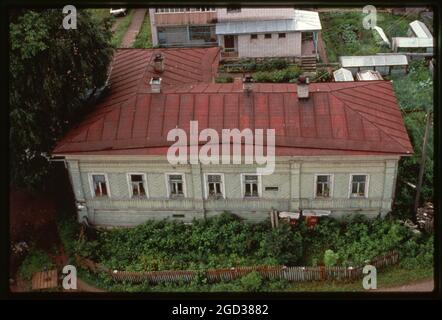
<box><xmin>10</xmin><ymin>9</ymin><xmax>114</xmax><ymax>190</ymax></box>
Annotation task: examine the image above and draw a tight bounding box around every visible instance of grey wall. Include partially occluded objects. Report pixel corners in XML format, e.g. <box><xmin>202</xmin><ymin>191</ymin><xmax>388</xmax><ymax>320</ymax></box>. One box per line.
<box><xmin>66</xmin><ymin>156</ymin><xmax>399</xmax><ymax>226</ymax></box>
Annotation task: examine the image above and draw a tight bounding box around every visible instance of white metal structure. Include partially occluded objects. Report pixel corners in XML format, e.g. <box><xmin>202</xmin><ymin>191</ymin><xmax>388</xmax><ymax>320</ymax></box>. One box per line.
<box><xmin>409</xmin><ymin>20</ymin><xmax>432</xmax><ymax>38</ymax></box>
<box><xmin>373</xmin><ymin>26</ymin><xmax>391</xmax><ymax>47</ymax></box>
<box><xmin>356</xmin><ymin>70</ymin><xmax>383</xmax><ymax>81</ymax></box>
<box><xmin>216</xmin><ymin>9</ymin><xmax>321</xmax><ymax>35</ymax></box>
<box><xmin>392</xmin><ymin>37</ymin><xmax>434</xmax><ymax>52</ymax></box>
<box><xmin>333</xmin><ymin>68</ymin><xmax>354</xmax><ymax>82</ymax></box>
<box><xmin>340</xmin><ymin>54</ymin><xmax>408</xmax><ymax>68</ymax></box>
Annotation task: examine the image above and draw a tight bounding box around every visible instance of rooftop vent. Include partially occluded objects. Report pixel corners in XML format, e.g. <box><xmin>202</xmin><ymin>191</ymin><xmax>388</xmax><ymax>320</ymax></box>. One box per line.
<box><xmin>149</xmin><ymin>77</ymin><xmax>162</xmax><ymax>93</ymax></box>
<box><xmin>297</xmin><ymin>76</ymin><xmax>309</xmax><ymax>99</ymax></box>
<box><xmin>242</xmin><ymin>74</ymin><xmax>254</xmax><ymax>93</ymax></box>
<box><xmin>153</xmin><ymin>54</ymin><xmax>164</xmax><ymax>73</ymax></box>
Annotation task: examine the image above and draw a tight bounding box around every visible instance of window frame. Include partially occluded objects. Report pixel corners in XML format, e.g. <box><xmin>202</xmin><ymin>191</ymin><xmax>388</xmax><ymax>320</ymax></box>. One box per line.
<box><xmin>127</xmin><ymin>173</ymin><xmax>149</xmax><ymax>198</ymax></box>
<box><xmin>314</xmin><ymin>174</ymin><xmax>334</xmax><ymax>198</ymax></box>
<box><xmin>348</xmin><ymin>174</ymin><xmax>370</xmax><ymax>198</ymax></box>
<box><xmin>240</xmin><ymin>173</ymin><xmax>262</xmax><ymax>198</ymax></box>
<box><xmin>278</xmin><ymin>33</ymin><xmax>286</xmax><ymax>38</ymax></box>
<box><xmin>204</xmin><ymin>173</ymin><xmax>226</xmax><ymax>200</ymax></box>
<box><xmin>226</xmin><ymin>7</ymin><xmax>242</xmax><ymax>13</ymax></box>
<box><xmin>250</xmin><ymin>34</ymin><xmax>258</xmax><ymax>40</ymax></box>
<box><xmin>89</xmin><ymin>173</ymin><xmax>111</xmax><ymax>198</ymax></box>
<box><xmin>165</xmin><ymin>173</ymin><xmax>187</xmax><ymax>198</ymax></box>
<box><xmin>264</xmin><ymin>33</ymin><xmax>272</xmax><ymax>39</ymax></box>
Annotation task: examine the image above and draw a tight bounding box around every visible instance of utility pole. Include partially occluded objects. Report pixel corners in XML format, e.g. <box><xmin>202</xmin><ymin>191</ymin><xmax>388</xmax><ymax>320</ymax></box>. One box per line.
<box><xmin>414</xmin><ymin>112</ymin><xmax>432</xmax><ymax>215</ymax></box>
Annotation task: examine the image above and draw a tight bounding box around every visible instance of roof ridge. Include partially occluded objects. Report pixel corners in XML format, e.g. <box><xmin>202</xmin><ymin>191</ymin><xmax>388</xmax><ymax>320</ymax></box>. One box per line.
<box><xmin>331</xmin><ymin>90</ymin><xmax>411</xmax><ymax>153</ymax></box>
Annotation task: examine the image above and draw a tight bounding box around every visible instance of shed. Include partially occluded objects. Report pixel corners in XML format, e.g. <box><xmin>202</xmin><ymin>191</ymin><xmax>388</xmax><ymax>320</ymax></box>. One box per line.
<box><xmin>333</xmin><ymin>68</ymin><xmax>354</xmax><ymax>82</ymax></box>
<box><xmin>408</xmin><ymin>20</ymin><xmax>432</xmax><ymax>38</ymax></box>
<box><xmin>373</xmin><ymin>26</ymin><xmax>391</xmax><ymax>47</ymax></box>
<box><xmin>339</xmin><ymin>54</ymin><xmax>408</xmax><ymax>76</ymax></box>
<box><xmin>356</xmin><ymin>70</ymin><xmax>383</xmax><ymax>81</ymax></box>
<box><xmin>392</xmin><ymin>37</ymin><xmax>434</xmax><ymax>53</ymax></box>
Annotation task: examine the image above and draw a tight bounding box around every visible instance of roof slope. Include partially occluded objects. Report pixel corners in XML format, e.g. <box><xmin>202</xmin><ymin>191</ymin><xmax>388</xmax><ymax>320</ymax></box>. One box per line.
<box><xmin>54</xmin><ymin>69</ymin><xmax>413</xmax><ymax>156</ymax></box>
<box><xmin>87</xmin><ymin>47</ymin><xmax>220</xmax><ymax>111</ymax></box>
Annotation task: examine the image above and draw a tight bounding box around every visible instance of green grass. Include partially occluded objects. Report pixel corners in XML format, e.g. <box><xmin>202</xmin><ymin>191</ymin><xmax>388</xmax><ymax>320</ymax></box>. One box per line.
<box><xmin>132</xmin><ymin>12</ymin><xmax>152</xmax><ymax>48</ymax></box>
<box><xmin>320</xmin><ymin>11</ymin><xmax>417</xmax><ymax>62</ymax></box>
<box><xmin>285</xmin><ymin>266</ymin><xmax>433</xmax><ymax>292</ymax></box>
<box><xmin>86</xmin><ymin>8</ymin><xmax>113</xmax><ymax>22</ymax></box>
<box><xmin>77</xmin><ymin>265</ymin><xmax>433</xmax><ymax>292</ymax></box>
<box><xmin>111</xmin><ymin>9</ymin><xmax>134</xmax><ymax>47</ymax></box>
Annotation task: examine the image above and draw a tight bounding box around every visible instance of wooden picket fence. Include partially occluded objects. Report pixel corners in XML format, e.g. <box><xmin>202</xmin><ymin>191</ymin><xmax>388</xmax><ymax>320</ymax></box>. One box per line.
<box><xmin>76</xmin><ymin>251</ymin><xmax>399</xmax><ymax>285</ymax></box>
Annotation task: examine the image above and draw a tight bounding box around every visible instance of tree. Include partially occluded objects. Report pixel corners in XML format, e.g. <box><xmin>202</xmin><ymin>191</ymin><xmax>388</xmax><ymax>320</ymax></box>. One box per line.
<box><xmin>10</xmin><ymin>9</ymin><xmax>114</xmax><ymax>190</ymax></box>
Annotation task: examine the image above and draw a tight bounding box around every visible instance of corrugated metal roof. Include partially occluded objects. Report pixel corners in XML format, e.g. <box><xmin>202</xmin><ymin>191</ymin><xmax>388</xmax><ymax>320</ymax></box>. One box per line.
<box><xmin>392</xmin><ymin>37</ymin><xmax>434</xmax><ymax>49</ymax></box>
<box><xmin>216</xmin><ymin>10</ymin><xmax>321</xmax><ymax>35</ymax></box>
<box><xmin>409</xmin><ymin>20</ymin><xmax>432</xmax><ymax>38</ymax></box>
<box><xmin>54</xmin><ymin>61</ymin><xmax>412</xmax><ymax>157</ymax></box>
<box><xmin>356</xmin><ymin>70</ymin><xmax>383</xmax><ymax>81</ymax></box>
<box><xmin>340</xmin><ymin>54</ymin><xmax>408</xmax><ymax>68</ymax></box>
<box><xmin>333</xmin><ymin>68</ymin><xmax>354</xmax><ymax>82</ymax></box>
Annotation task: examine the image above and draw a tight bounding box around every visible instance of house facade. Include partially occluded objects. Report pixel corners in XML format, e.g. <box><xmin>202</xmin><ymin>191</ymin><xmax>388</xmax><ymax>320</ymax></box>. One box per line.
<box><xmin>52</xmin><ymin>47</ymin><xmax>413</xmax><ymax>227</ymax></box>
<box><xmin>149</xmin><ymin>7</ymin><xmax>217</xmax><ymax>47</ymax></box>
<box><xmin>149</xmin><ymin>7</ymin><xmax>321</xmax><ymax>60</ymax></box>
<box><xmin>215</xmin><ymin>8</ymin><xmax>321</xmax><ymax>60</ymax></box>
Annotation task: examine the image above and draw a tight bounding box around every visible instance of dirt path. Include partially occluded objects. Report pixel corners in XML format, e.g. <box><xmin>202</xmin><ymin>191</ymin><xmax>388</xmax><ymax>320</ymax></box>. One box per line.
<box><xmin>120</xmin><ymin>8</ymin><xmax>147</xmax><ymax>48</ymax></box>
<box><xmin>376</xmin><ymin>279</ymin><xmax>434</xmax><ymax>292</ymax></box>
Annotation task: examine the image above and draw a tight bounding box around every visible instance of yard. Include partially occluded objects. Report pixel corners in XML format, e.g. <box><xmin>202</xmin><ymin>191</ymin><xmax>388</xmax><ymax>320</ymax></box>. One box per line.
<box><xmin>133</xmin><ymin>11</ymin><xmax>153</xmax><ymax>48</ymax></box>
<box><xmin>54</xmin><ymin>211</ymin><xmax>433</xmax><ymax>292</ymax></box>
<box><xmin>320</xmin><ymin>11</ymin><xmax>418</xmax><ymax>62</ymax></box>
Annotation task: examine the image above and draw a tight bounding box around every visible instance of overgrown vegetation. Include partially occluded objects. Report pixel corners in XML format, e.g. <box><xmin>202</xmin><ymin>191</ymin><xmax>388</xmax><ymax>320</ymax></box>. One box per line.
<box><xmin>321</xmin><ymin>11</ymin><xmax>416</xmax><ymax>62</ymax></box>
<box><xmin>18</xmin><ymin>248</ymin><xmax>54</xmax><ymax>280</ymax></box>
<box><xmin>132</xmin><ymin>12</ymin><xmax>152</xmax><ymax>48</ymax></box>
<box><xmin>68</xmin><ymin>212</ymin><xmax>433</xmax><ymax>292</ymax></box>
<box><xmin>76</xmin><ymin>213</ymin><xmax>303</xmax><ymax>271</ymax></box>
<box><xmin>215</xmin><ymin>76</ymin><xmax>234</xmax><ymax>83</ymax></box>
<box><xmin>220</xmin><ymin>58</ymin><xmax>290</xmax><ymax>73</ymax></box>
<box><xmin>10</xmin><ymin>9</ymin><xmax>113</xmax><ymax>190</ymax></box>
<box><xmin>68</xmin><ymin>213</ymin><xmax>433</xmax><ymax>274</ymax></box>
<box><xmin>253</xmin><ymin>66</ymin><xmax>302</xmax><ymax>83</ymax></box>
<box><xmin>388</xmin><ymin>60</ymin><xmax>433</xmax><ymax>218</ymax></box>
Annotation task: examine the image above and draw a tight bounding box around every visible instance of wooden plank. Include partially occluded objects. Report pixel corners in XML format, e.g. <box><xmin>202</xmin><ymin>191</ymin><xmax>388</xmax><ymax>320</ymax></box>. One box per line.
<box><xmin>32</xmin><ymin>269</ymin><xmax>58</xmax><ymax>290</ymax></box>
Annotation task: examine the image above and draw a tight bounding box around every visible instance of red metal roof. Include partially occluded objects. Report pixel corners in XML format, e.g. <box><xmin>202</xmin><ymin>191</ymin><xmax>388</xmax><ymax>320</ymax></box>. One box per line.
<box><xmin>53</xmin><ymin>49</ymin><xmax>412</xmax><ymax>157</ymax></box>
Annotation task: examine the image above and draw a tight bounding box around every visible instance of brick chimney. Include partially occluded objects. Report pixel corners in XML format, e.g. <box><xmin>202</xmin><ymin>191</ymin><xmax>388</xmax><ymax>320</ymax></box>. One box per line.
<box><xmin>242</xmin><ymin>74</ymin><xmax>254</xmax><ymax>93</ymax></box>
<box><xmin>153</xmin><ymin>54</ymin><xmax>164</xmax><ymax>73</ymax></box>
<box><xmin>149</xmin><ymin>77</ymin><xmax>162</xmax><ymax>93</ymax></box>
<box><xmin>297</xmin><ymin>76</ymin><xmax>309</xmax><ymax>99</ymax></box>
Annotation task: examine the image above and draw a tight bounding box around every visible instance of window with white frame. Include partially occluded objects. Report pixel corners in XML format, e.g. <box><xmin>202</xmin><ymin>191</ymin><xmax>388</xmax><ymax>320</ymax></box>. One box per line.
<box><xmin>316</xmin><ymin>175</ymin><xmax>332</xmax><ymax>198</ymax></box>
<box><xmin>91</xmin><ymin>174</ymin><xmax>108</xmax><ymax>197</ymax></box>
<box><xmin>156</xmin><ymin>7</ymin><xmax>215</xmax><ymax>13</ymax></box>
<box><xmin>129</xmin><ymin>174</ymin><xmax>147</xmax><ymax>198</ymax></box>
<box><xmin>350</xmin><ymin>175</ymin><xmax>368</xmax><ymax>198</ymax></box>
<box><xmin>243</xmin><ymin>174</ymin><xmax>259</xmax><ymax>198</ymax></box>
<box><xmin>168</xmin><ymin>174</ymin><xmax>185</xmax><ymax>198</ymax></box>
<box><xmin>206</xmin><ymin>174</ymin><xmax>223</xmax><ymax>199</ymax></box>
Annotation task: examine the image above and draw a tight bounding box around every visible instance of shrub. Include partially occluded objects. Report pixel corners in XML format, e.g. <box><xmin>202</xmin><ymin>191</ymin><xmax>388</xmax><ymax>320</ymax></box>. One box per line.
<box><xmin>215</xmin><ymin>76</ymin><xmax>234</xmax><ymax>83</ymax></box>
<box><xmin>253</xmin><ymin>66</ymin><xmax>301</xmax><ymax>83</ymax></box>
<box><xmin>240</xmin><ymin>271</ymin><xmax>263</xmax><ymax>292</ymax></box>
<box><xmin>57</xmin><ymin>215</ymin><xmax>79</xmax><ymax>257</ymax></box>
<box><xmin>19</xmin><ymin>248</ymin><xmax>53</xmax><ymax>280</ymax></box>
<box><xmin>323</xmin><ymin>249</ymin><xmax>339</xmax><ymax>267</ymax></box>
